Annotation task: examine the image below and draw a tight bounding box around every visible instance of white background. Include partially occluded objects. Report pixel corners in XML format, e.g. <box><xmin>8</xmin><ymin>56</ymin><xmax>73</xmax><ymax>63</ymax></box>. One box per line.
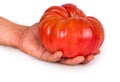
<box><xmin>0</xmin><ymin>0</ymin><xmax>120</xmax><ymax>82</ymax></box>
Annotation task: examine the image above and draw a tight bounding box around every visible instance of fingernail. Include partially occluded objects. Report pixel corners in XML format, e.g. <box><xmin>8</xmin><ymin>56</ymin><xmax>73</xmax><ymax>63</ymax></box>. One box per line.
<box><xmin>74</xmin><ymin>56</ymin><xmax>85</xmax><ymax>63</ymax></box>
<box><xmin>55</xmin><ymin>51</ymin><xmax>63</xmax><ymax>57</ymax></box>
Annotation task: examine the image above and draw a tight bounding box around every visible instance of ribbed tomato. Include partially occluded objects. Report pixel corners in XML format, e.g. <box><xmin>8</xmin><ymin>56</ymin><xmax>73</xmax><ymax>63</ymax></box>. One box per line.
<box><xmin>39</xmin><ymin>3</ymin><xmax>104</xmax><ymax>58</ymax></box>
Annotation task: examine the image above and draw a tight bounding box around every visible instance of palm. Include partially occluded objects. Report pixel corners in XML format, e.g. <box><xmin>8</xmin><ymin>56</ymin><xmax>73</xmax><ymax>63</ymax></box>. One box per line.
<box><xmin>18</xmin><ymin>23</ymin><xmax>59</xmax><ymax>61</ymax></box>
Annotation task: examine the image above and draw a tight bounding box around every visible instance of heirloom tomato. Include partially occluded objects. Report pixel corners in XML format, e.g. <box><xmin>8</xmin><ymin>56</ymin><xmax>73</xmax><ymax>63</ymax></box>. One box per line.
<box><xmin>39</xmin><ymin>3</ymin><xmax>104</xmax><ymax>58</ymax></box>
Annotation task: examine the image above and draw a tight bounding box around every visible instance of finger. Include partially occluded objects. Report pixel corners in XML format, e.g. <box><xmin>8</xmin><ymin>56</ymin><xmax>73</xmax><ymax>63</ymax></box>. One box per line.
<box><xmin>94</xmin><ymin>50</ymin><xmax>100</xmax><ymax>55</ymax></box>
<box><xmin>39</xmin><ymin>51</ymin><xmax>63</xmax><ymax>62</ymax></box>
<box><xmin>59</xmin><ymin>56</ymin><xmax>85</xmax><ymax>65</ymax></box>
<box><xmin>82</xmin><ymin>55</ymin><xmax>94</xmax><ymax>64</ymax></box>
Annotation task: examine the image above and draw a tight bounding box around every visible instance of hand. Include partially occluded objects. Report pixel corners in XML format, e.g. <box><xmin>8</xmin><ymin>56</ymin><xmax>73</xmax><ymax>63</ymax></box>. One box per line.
<box><xmin>17</xmin><ymin>23</ymin><xmax>99</xmax><ymax>65</ymax></box>
<box><xmin>0</xmin><ymin>17</ymin><xmax>98</xmax><ymax>65</ymax></box>
<box><xmin>60</xmin><ymin>50</ymin><xmax>100</xmax><ymax>65</ymax></box>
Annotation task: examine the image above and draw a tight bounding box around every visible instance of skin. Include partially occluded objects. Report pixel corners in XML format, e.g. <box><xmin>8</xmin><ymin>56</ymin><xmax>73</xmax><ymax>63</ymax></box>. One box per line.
<box><xmin>0</xmin><ymin>17</ymin><xmax>98</xmax><ymax>65</ymax></box>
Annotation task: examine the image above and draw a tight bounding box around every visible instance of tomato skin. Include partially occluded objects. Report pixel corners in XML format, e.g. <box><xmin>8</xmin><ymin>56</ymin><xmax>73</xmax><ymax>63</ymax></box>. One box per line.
<box><xmin>39</xmin><ymin>3</ymin><xmax>104</xmax><ymax>58</ymax></box>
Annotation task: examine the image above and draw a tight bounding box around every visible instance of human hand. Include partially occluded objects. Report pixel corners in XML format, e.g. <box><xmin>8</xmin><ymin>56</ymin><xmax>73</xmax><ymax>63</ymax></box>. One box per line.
<box><xmin>0</xmin><ymin>17</ymin><xmax>99</xmax><ymax>65</ymax></box>
<box><xmin>17</xmin><ymin>23</ymin><xmax>99</xmax><ymax>65</ymax></box>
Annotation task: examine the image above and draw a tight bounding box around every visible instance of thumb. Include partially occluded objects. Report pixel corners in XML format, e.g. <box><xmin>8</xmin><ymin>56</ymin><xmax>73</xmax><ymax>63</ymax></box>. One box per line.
<box><xmin>23</xmin><ymin>43</ymin><xmax>63</xmax><ymax>62</ymax></box>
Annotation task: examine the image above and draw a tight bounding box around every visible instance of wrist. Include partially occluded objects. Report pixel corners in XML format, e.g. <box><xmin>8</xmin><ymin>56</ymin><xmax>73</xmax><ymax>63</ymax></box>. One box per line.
<box><xmin>0</xmin><ymin>25</ymin><xmax>28</xmax><ymax>47</ymax></box>
<box><xmin>8</xmin><ymin>26</ymin><xmax>28</xmax><ymax>47</ymax></box>
<box><xmin>0</xmin><ymin>17</ymin><xmax>28</xmax><ymax>47</ymax></box>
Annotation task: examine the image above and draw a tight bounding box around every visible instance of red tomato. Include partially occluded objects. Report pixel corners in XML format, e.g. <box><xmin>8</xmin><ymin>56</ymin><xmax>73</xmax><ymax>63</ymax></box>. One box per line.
<box><xmin>39</xmin><ymin>3</ymin><xmax>104</xmax><ymax>58</ymax></box>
